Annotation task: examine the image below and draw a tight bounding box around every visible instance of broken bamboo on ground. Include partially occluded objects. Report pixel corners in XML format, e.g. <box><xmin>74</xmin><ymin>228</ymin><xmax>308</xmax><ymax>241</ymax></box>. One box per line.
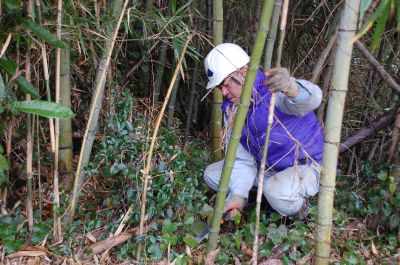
<box><xmin>315</xmin><ymin>1</ymin><xmax>360</xmax><ymax>264</ymax></box>
<box><xmin>76</xmin><ymin>220</ymin><xmax>154</xmax><ymax>260</ymax></box>
<box><xmin>205</xmin><ymin>0</ymin><xmax>274</xmax><ymax>258</ymax></box>
<box><xmin>69</xmin><ymin>0</ymin><xmax>128</xmax><ymax>223</ymax></box>
<box><xmin>252</xmin><ymin>1</ymin><xmax>287</xmax><ymax>264</ymax></box>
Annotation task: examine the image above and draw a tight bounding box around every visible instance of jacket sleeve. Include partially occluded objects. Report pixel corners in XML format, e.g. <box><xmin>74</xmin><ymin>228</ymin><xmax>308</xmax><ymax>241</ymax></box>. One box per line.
<box><xmin>276</xmin><ymin>79</ymin><xmax>322</xmax><ymax>117</ymax></box>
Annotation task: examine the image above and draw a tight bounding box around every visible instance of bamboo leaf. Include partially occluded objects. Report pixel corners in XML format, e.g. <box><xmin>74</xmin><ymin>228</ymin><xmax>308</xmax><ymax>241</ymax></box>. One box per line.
<box><xmin>18</xmin><ymin>17</ymin><xmax>67</xmax><ymax>49</ymax></box>
<box><xmin>360</xmin><ymin>0</ymin><xmax>373</xmax><ymax>20</ymax></box>
<box><xmin>353</xmin><ymin>0</ymin><xmax>391</xmax><ymax>42</ymax></box>
<box><xmin>0</xmin><ymin>58</ymin><xmax>39</xmax><ymax>98</ymax></box>
<box><xmin>371</xmin><ymin>2</ymin><xmax>390</xmax><ymax>52</ymax></box>
<box><xmin>4</xmin><ymin>0</ymin><xmax>21</xmax><ymax>14</ymax></box>
<box><xmin>11</xmin><ymin>100</ymin><xmax>75</xmax><ymax>119</ymax></box>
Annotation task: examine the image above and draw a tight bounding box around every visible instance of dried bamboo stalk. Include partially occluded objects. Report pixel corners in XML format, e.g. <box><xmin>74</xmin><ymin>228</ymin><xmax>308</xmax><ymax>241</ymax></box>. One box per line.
<box><xmin>388</xmin><ymin>107</ymin><xmax>400</xmax><ymax>160</ymax></box>
<box><xmin>70</xmin><ymin>0</ymin><xmax>128</xmax><ymax>223</ymax></box>
<box><xmin>252</xmin><ymin>1</ymin><xmax>287</xmax><ymax>264</ymax></box>
<box><xmin>53</xmin><ymin>0</ymin><xmax>63</xmax><ymax>243</ymax></box>
<box><xmin>26</xmin><ymin>0</ymin><xmax>34</xmax><ymax>233</ymax></box>
<box><xmin>35</xmin><ymin>0</ymin><xmax>56</xmax><ymax>154</ymax></box>
<box><xmin>136</xmin><ymin>34</ymin><xmax>192</xmax><ymax>260</ymax></box>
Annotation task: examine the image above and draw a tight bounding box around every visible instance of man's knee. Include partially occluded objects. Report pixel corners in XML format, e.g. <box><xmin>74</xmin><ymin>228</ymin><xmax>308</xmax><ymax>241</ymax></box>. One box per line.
<box><xmin>263</xmin><ymin>165</ymin><xmax>319</xmax><ymax>216</ymax></box>
<box><xmin>204</xmin><ymin>160</ymin><xmax>224</xmax><ymax>191</ymax></box>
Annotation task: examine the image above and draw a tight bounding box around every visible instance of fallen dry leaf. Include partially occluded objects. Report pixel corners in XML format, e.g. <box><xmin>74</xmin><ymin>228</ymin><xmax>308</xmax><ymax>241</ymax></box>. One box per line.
<box><xmin>203</xmin><ymin>247</ymin><xmax>220</xmax><ymax>265</ymax></box>
<box><xmin>371</xmin><ymin>241</ymin><xmax>379</xmax><ymax>256</ymax></box>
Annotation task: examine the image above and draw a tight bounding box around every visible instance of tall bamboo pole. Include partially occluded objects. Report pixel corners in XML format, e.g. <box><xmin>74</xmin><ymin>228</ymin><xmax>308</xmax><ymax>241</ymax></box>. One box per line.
<box><xmin>206</xmin><ymin>0</ymin><xmax>273</xmax><ymax>255</ymax></box>
<box><xmin>315</xmin><ymin>1</ymin><xmax>360</xmax><ymax>264</ymax></box>
<box><xmin>53</xmin><ymin>0</ymin><xmax>63</xmax><ymax>242</ymax></box>
<box><xmin>70</xmin><ymin>0</ymin><xmax>128</xmax><ymax>223</ymax></box>
<box><xmin>35</xmin><ymin>0</ymin><xmax>56</xmax><ymax>157</ymax></box>
<box><xmin>211</xmin><ymin>0</ymin><xmax>223</xmax><ymax>161</ymax></box>
<box><xmin>59</xmin><ymin>44</ymin><xmax>73</xmax><ymax>186</ymax></box>
<box><xmin>167</xmin><ymin>72</ymin><xmax>181</xmax><ymax>129</ymax></box>
<box><xmin>26</xmin><ymin>0</ymin><xmax>34</xmax><ymax>234</ymax></box>
<box><xmin>252</xmin><ymin>1</ymin><xmax>286</xmax><ymax>264</ymax></box>
<box><xmin>263</xmin><ymin>0</ymin><xmax>281</xmax><ymax>71</ymax></box>
<box><xmin>153</xmin><ymin>45</ymin><xmax>167</xmax><ymax>105</ymax></box>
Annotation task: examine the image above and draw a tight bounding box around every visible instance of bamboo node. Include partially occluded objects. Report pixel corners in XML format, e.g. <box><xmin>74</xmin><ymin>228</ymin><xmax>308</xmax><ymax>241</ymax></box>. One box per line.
<box><xmin>323</xmin><ymin>139</ymin><xmax>339</xmax><ymax>146</ymax></box>
<box><xmin>239</xmin><ymin>102</ymin><xmax>250</xmax><ymax>107</ymax></box>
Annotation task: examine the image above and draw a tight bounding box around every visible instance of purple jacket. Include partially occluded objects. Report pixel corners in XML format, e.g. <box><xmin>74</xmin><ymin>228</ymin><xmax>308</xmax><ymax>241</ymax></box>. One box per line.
<box><xmin>222</xmin><ymin>70</ymin><xmax>324</xmax><ymax>171</ymax></box>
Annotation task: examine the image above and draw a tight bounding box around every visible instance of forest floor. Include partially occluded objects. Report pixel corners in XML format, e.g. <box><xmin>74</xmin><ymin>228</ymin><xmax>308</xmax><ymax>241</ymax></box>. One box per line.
<box><xmin>1</xmin><ymin>97</ymin><xmax>400</xmax><ymax>265</ymax></box>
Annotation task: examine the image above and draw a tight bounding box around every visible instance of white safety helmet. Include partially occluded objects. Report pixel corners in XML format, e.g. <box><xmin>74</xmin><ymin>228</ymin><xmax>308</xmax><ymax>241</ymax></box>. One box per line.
<box><xmin>204</xmin><ymin>43</ymin><xmax>250</xmax><ymax>89</ymax></box>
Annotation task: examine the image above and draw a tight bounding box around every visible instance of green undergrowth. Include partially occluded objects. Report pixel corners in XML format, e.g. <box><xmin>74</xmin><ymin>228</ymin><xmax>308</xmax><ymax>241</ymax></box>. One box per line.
<box><xmin>1</xmin><ymin>89</ymin><xmax>399</xmax><ymax>264</ymax></box>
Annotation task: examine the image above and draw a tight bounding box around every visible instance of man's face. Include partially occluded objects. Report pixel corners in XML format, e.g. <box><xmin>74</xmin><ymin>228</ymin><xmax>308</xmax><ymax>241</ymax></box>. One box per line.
<box><xmin>218</xmin><ymin>71</ymin><xmax>244</xmax><ymax>102</ymax></box>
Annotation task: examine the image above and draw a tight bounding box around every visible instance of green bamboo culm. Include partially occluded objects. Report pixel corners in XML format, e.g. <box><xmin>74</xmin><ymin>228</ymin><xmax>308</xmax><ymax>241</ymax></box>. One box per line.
<box><xmin>59</xmin><ymin>44</ymin><xmax>73</xmax><ymax>186</ymax></box>
<box><xmin>167</xmin><ymin>72</ymin><xmax>181</xmax><ymax>129</ymax></box>
<box><xmin>69</xmin><ymin>0</ymin><xmax>127</xmax><ymax>223</ymax></box>
<box><xmin>315</xmin><ymin>0</ymin><xmax>360</xmax><ymax>264</ymax></box>
<box><xmin>263</xmin><ymin>0</ymin><xmax>282</xmax><ymax>71</ymax></box>
<box><xmin>206</xmin><ymin>0</ymin><xmax>275</xmax><ymax>253</ymax></box>
<box><xmin>211</xmin><ymin>0</ymin><xmax>223</xmax><ymax>161</ymax></box>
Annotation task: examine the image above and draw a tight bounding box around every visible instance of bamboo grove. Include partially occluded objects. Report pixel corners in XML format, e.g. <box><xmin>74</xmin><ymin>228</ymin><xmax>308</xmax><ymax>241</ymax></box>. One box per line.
<box><xmin>0</xmin><ymin>0</ymin><xmax>399</xmax><ymax>264</ymax></box>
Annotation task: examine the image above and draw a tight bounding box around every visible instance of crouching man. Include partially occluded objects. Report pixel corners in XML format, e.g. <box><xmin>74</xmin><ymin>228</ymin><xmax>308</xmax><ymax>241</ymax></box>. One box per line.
<box><xmin>203</xmin><ymin>43</ymin><xmax>324</xmax><ymax>220</ymax></box>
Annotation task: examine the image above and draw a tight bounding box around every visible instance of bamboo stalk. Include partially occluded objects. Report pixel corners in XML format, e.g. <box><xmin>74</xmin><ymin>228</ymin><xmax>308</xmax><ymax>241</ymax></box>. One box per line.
<box><xmin>136</xmin><ymin>34</ymin><xmax>192</xmax><ymax>260</ymax></box>
<box><xmin>355</xmin><ymin>40</ymin><xmax>400</xmax><ymax>95</ymax></box>
<box><xmin>252</xmin><ymin>1</ymin><xmax>286</xmax><ymax>264</ymax></box>
<box><xmin>316</xmin><ymin>44</ymin><xmax>336</xmax><ymax>123</ymax></box>
<box><xmin>167</xmin><ymin>72</ymin><xmax>181</xmax><ymax>129</ymax></box>
<box><xmin>263</xmin><ymin>0</ymin><xmax>281</xmax><ymax>71</ymax></box>
<box><xmin>211</xmin><ymin>0</ymin><xmax>223</xmax><ymax>161</ymax></box>
<box><xmin>36</xmin><ymin>115</ymin><xmax>42</xmax><ymax>220</ymax></box>
<box><xmin>26</xmin><ymin>54</ymin><xmax>34</xmax><ymax>233</ymax></box>
<box><xmin>185</xmin><ymin>46</ymin><xmax>200</xmax><ymax>144</ymax></box>
<box><xmin>69</xmin><ymin>0</ymin><xmax>128</xmax><ymax>223</ymax></box>
<box><xmin>315</xmin><ymin>1</ymin><xmax>360</xmax><ymax>264</ymax></box>
<box><xmin>53</xmin><ymin>0</ymin><xmax>63</xmax><ymax>243</ymax></box>
<box><xmin>206</xmin><ymin>0</ymin><xmax>273</xmax><ymax>256</ymax></box>
<box><xmin>153</xmin><ymin>44</ymin><xmax>167</xmax><ymax>105</ymax></box>
<box><xmin>26</xmin><ymin>0</ymin><xmax>34</xmax><ymax>234</ymax></box>
<box><xmin>388</xmin><ymin>107</ymin><xmax>400</xmax><ymax>161</ymax></box>
<box><xmin>59</xmin><ymin>44</ymin><xmax>73</xmax><ymax>187</ymax></box>
<box><xmin>310</xmin><ymin>29</ymin><xmax>338</xmax><ymax>83</ymax></box>
<box><xmin>275</xmin><ymin>0</ymin><xmax>288</xmax><ymax>68</ymax></box>
<box><xmin>35</xmin><ymin>0</ymin><xmax>56</xmax><ymax>155</ymax></box>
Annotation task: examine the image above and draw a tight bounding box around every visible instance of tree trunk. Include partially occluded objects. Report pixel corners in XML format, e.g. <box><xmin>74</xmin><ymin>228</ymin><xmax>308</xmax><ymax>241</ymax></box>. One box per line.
<box><xmin>211</xmin><ymin>0</ymin><xmax>223</xmax><ymax>161</ymax></box>
<box><xmin>315</xmin><ymin>1</ymin><xmax>360</xmax><ymax>264</ymax></box>
<box><xmin>70</xmin><ymin>0</ymin><xmax>127</xmax><ymax>223</ymax></box>
<box><xmin>206</xmin><ymin>0</ymin><xmax>274</xmax><ymax>256</ymax></box>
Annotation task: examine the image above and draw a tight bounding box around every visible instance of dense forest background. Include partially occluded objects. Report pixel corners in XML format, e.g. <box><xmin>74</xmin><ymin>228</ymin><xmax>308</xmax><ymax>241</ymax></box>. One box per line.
<box><xmin>0</xmin><ymin>0</ymin><xmax>399</xmax><ymax>264</ymax></box>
